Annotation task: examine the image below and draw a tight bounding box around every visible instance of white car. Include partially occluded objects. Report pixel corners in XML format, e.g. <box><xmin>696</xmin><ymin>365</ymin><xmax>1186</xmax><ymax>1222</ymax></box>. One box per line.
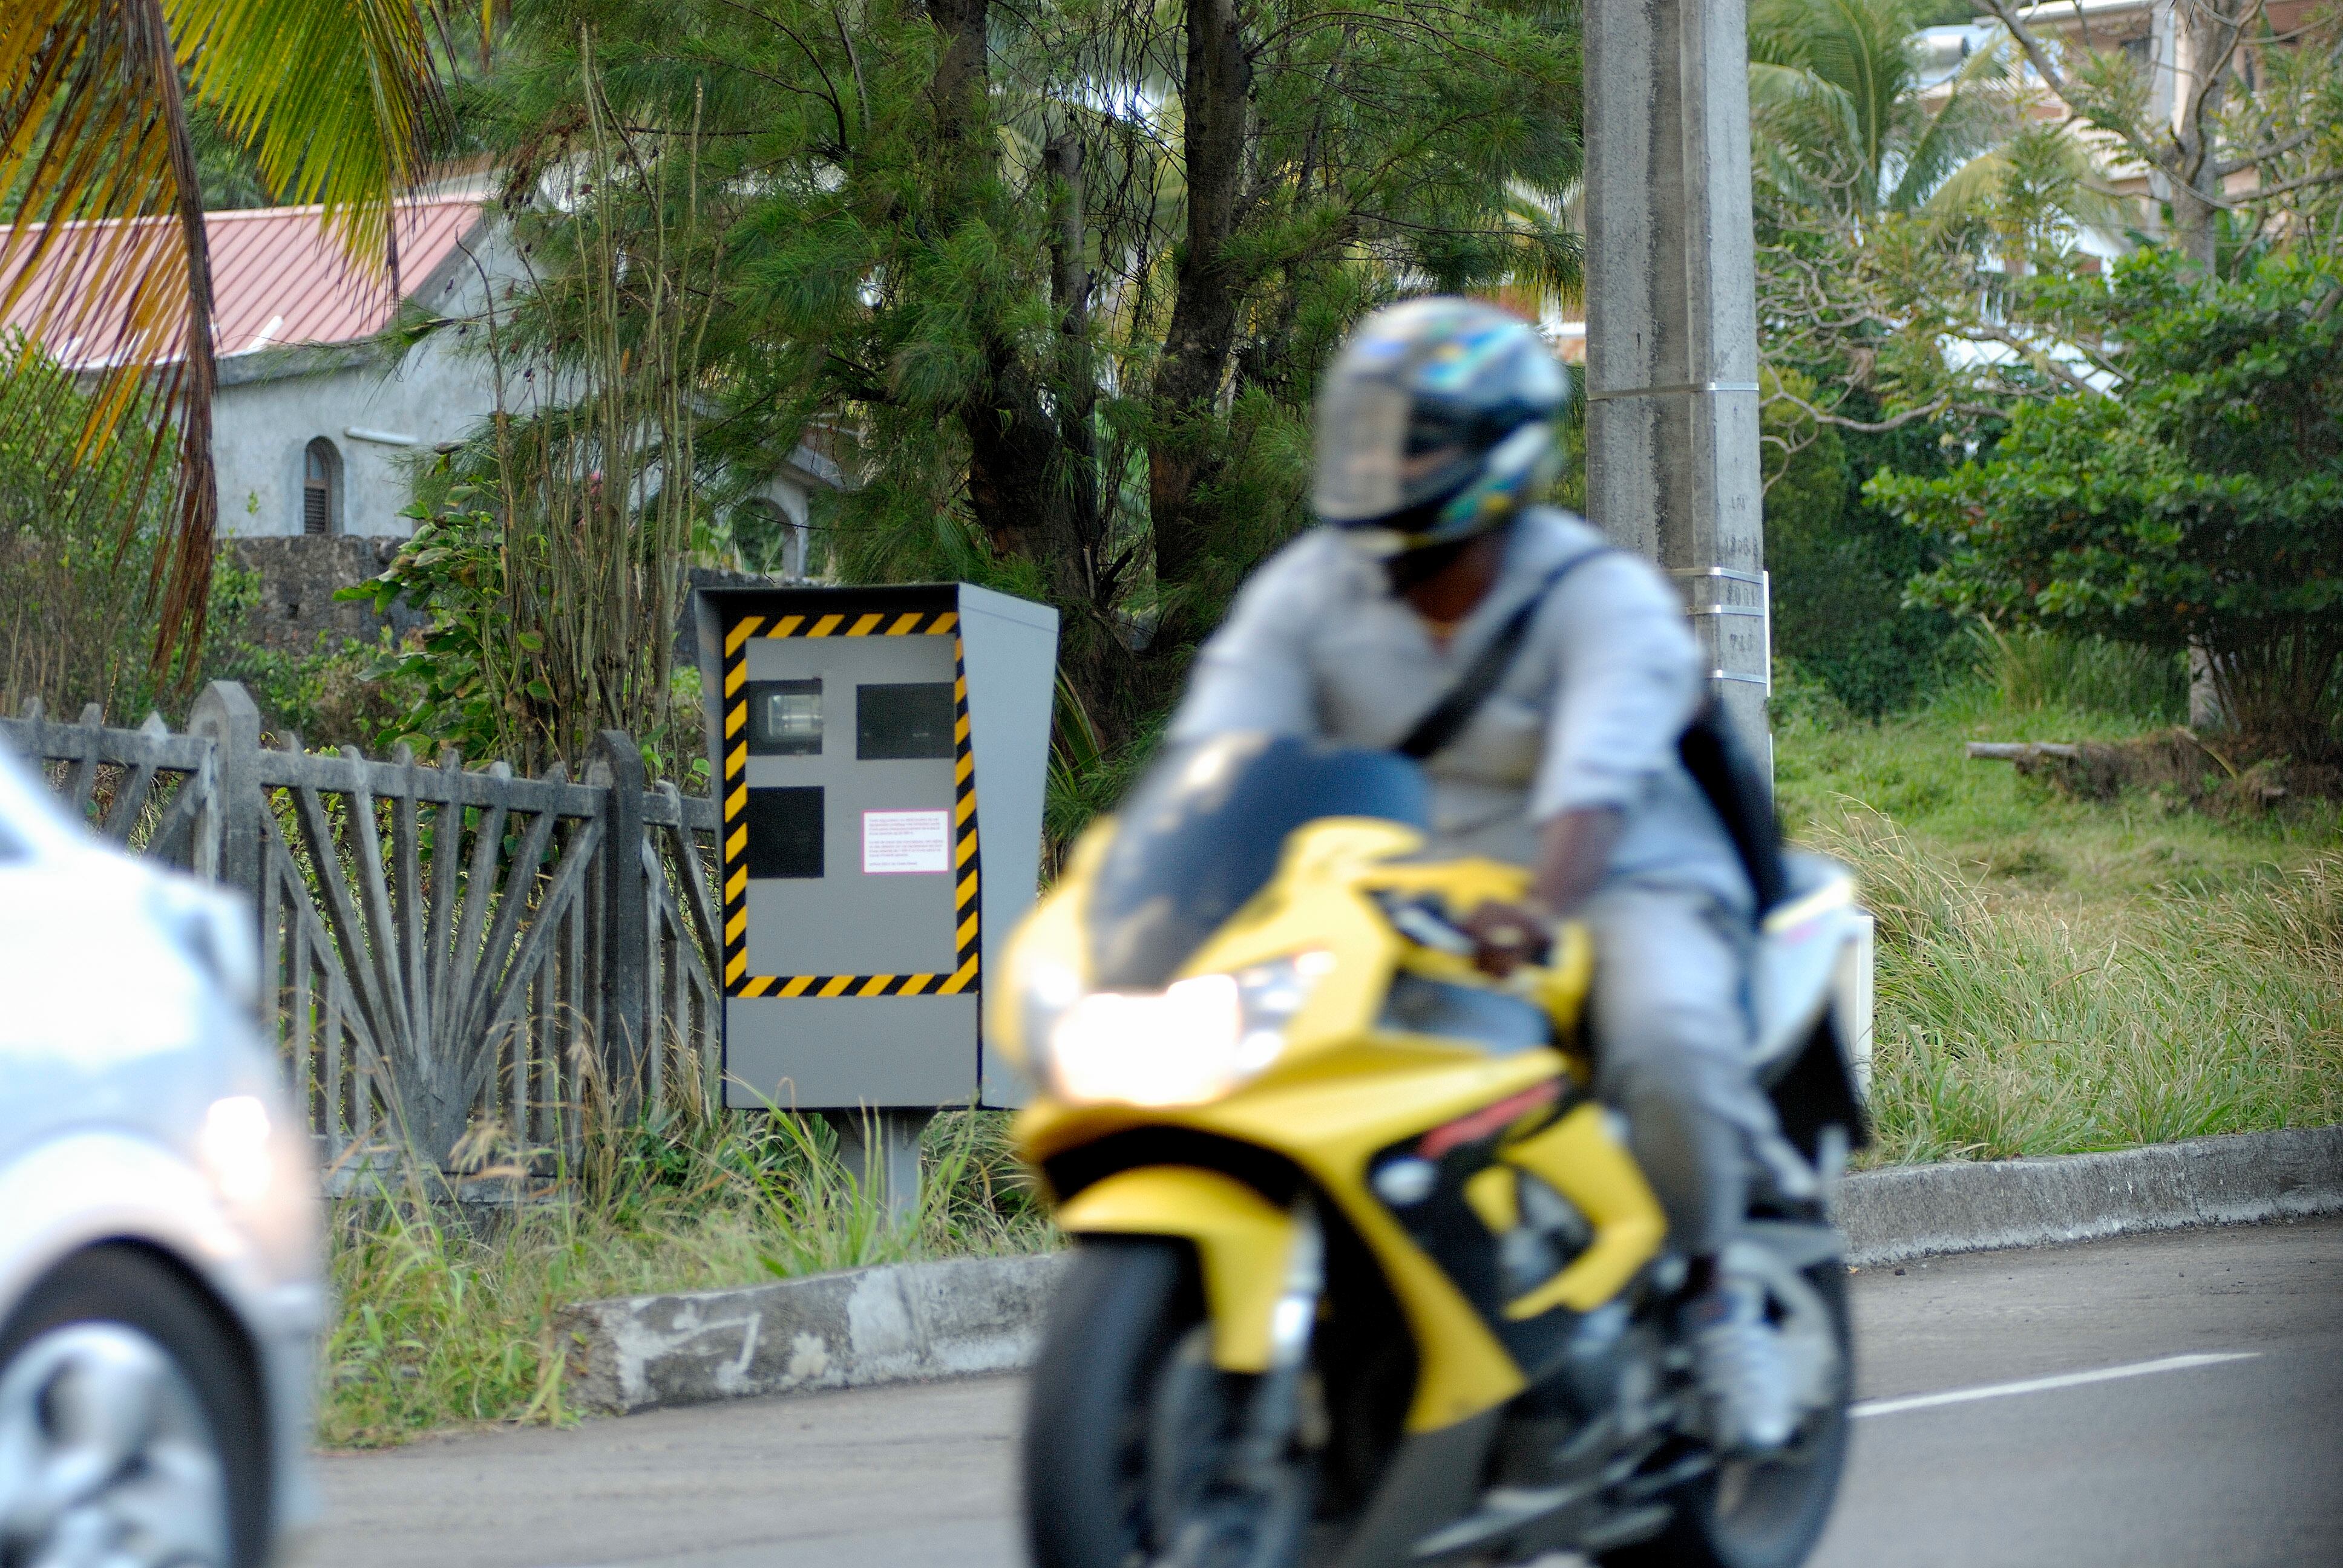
<box><xmin>0</xmin><ymin>749</ymin><xmax>321</xmax><ymax>1567</ymax></box>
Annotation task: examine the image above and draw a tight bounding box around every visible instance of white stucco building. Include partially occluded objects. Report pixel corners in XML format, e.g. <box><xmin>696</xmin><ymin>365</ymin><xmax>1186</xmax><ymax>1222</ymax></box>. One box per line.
<box><xmin>4</xmin><ymin>195</ymin><xmax>837</xmax><ymax>564</ymax></box>
<box><xmin>198</xmin><ymin>197</ymin><xmax>505</xmax><ymax>539</ymax></box>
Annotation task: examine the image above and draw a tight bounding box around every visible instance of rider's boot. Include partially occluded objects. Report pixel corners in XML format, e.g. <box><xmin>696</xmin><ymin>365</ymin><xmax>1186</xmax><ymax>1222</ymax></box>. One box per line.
<box><xmin>1685</xmin><ymin>1275</ymin><xmax>1796</xmax><ymax>1451</ymax></box>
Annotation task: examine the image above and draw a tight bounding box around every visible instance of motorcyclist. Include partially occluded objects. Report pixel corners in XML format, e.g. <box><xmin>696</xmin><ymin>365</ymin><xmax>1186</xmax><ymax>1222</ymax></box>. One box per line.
<box><xmin>1165</xmin><ymin>296</ymin><xmax>1811</xmax><ymax>1451</ymax></box>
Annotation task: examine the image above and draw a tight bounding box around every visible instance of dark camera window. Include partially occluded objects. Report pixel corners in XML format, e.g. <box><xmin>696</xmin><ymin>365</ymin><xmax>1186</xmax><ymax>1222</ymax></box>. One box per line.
<box><xmin>744</xmin><ymin>787</ymin><xmax>824</xmax><ymax>878</ymax></box>
<box><xmin>746</xmin><ymin>679</ymin><xmax>823</xmax><ymax>756</ymax></box>
<box><xmin>857</xmin><ymin>682</ymin><xmax>957</xmax><ymax>760</ymax></box>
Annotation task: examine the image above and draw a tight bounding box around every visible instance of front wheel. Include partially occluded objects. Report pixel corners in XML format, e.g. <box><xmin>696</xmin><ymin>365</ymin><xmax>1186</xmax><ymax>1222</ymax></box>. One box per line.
<box><xmin>0</xmin><ymin>1246</ymin><xmax>272</xmax><ymax>1568</ymax></box>
<box><xmin>1024</xmin><ymin>1239</ymin><xmax>1311</xmax><ymax>1568</ymax></box>
<box><xmin>1603</xmin><ymin>1261</ymin><xmax>1852</xmax><ymax>1568</ymax></box>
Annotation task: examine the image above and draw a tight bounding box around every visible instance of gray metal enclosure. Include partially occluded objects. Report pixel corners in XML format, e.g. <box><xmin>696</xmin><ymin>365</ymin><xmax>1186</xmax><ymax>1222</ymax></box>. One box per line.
<box><xmin>695</xmin><ymin>582</ymin><xmax>1058</xmax><ymax>1112</ymax></box>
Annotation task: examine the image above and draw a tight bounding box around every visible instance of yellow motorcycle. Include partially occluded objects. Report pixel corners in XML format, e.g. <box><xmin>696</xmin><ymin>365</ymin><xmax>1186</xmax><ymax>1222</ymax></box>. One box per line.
<box><xmin>992</xmin><ymin>733</ymin><xmax>1870</xmax><ymax>1568</ymax></box>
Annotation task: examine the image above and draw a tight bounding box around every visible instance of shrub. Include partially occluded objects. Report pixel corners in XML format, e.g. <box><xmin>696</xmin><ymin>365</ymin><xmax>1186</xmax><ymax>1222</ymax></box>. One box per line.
<box><xmin>0</xmin><ymin>338</ymin><xmax>321</xmax><ymax>726</ymax></box>
<box><xmin>1876</xmin><ymin>247</ymin><xmax>2343</xmax><ymax>758</ymax></box>
<box><xmin>1764</xmin><ymin>375</ymin><xmax>1965</xmax><ymax>718</ymax></box>
<box><xmin>0</xmin><ymin>341</ymin><xmax>174</xmax><ymax>718</ymax></box>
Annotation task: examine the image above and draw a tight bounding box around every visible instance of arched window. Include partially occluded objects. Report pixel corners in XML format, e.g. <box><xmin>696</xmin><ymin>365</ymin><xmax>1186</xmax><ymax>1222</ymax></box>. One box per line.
<box><xmin>302</xmin><ymin>437</ymin><xmax>341</xmax><ymax>535</ymax></box>
<box><xmin>733</xmin><ymin>497</ymin><xmax>808</xmax><ymax>578</ymax></box>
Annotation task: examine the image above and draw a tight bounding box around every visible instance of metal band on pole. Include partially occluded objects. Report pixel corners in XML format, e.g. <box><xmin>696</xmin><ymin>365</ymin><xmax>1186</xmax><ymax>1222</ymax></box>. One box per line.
<box><xmin>1583</xmin><ymin>380</ymin><xmax>1760</xmax><ymax>402</ymax></box>
<box><xmin>1668</xmin><ymin>566</ymin><xmax>1772</xmax><ymax>699</ymax></box>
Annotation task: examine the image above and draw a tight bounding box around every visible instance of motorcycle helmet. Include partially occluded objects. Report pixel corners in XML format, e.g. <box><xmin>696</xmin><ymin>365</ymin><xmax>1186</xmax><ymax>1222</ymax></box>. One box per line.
<box><xmin>1312</xmin><ymin>296</ymin><xmax>1570</xmax><ymax>562</ymax></box>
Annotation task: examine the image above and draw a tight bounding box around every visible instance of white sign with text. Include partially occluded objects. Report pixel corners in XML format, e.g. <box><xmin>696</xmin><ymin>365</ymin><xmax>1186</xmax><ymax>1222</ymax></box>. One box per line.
<box><xmin>862</xmin><ymin>809</ymin><xmax>952</xmax><ymax>874</ymax></box>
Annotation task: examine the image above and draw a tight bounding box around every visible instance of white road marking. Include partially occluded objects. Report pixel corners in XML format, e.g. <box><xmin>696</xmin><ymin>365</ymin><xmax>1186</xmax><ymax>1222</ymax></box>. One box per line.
<box><xmin>1850</xmin><ymin>1351</ymin><xmax>2262</xmax><ymax>1419</ymax></box>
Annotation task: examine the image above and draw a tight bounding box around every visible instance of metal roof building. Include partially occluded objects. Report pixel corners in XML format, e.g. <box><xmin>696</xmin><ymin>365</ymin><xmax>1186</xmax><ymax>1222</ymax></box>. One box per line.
<box><xmin>3</xmin><ymin>193</ymin><xmax>834</xmax><ymax>652</ymax></box>
<box><xmin>0</xmin><ymin>196</ymin><xmax>490</xmax><ymax>369</ymax></box>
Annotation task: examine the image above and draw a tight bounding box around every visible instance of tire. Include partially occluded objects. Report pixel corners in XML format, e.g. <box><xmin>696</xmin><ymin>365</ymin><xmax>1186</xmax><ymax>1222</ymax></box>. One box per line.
<box><xmin>0</xmin><ymin>1244</ymin><xmax>270</xmax><ymax>1568</ymax></box>
<box><xmin>1602</xmin><ymin>1264</ymin><xmax>1853</xmax><ymax>1568</ymax></box>
<box><xmin>1025</xmin><ymin>1239</ymin><xmax>1198</xmax><ymax>1568</ymax></box>
<box><xmin>1023</xmin><ymin>1238</ymin><xmax>1312</xmax><ymax>1568</ymax></box>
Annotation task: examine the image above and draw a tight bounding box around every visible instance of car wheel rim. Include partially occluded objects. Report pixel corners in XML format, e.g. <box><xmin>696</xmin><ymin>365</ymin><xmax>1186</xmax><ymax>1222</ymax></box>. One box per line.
<box><xmin>0</xmin><ymin>1323</ymin><xmax>230</xmax><ymax>1568</ymax></box>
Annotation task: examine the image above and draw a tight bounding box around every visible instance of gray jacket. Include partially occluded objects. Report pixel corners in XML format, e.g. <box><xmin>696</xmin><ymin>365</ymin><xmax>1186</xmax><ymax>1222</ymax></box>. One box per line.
<box><xmin>1167</xmin><ymin>507</ymin><xmax>1752</xmax><ymax>910</ymax></box>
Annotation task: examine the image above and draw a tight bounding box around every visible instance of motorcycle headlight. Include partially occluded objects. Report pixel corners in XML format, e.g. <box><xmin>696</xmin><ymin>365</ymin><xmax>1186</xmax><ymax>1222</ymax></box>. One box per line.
<box><xmin>1036</xmin><ymin>952</ymin><xmax>1334</xmax><ymax>1108</ymax></box>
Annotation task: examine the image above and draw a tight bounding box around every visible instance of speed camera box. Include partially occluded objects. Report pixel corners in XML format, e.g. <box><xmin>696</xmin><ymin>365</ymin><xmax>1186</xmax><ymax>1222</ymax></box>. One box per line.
<box><xmin>693</xmin><ymin>582</ymin><xmax>1058</xmax><ymax>1111</ymax></box>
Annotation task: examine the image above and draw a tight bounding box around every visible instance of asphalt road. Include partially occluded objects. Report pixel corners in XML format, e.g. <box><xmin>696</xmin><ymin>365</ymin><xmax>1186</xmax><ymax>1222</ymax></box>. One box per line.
<box><xmin>296</xmin><ymin>1215</ymin><xmax>2343</xmax><ymax>1568</ymax></box>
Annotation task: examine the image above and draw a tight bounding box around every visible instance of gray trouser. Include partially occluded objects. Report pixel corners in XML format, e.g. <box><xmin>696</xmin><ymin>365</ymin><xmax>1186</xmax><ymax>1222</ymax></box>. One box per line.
<box><xmin>1582</xmin><ymin>883</ymin><xmax>1791</xmax><ymax>1257</ymax></box>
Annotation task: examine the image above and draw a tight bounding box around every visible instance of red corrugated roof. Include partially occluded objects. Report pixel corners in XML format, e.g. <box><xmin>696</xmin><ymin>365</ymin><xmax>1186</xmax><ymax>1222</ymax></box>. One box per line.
<box><xmin>0</xmin><ymin>195</ymin><xmax>488</xmax><ymax>367</ymax></box>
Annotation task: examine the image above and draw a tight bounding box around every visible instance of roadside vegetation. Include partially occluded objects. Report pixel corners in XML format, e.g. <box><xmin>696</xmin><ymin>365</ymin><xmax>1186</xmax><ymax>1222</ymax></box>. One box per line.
<box><xmin>316</xmin><ymin>630</ymin><xmax>2343</xmax><ymax>1449</ymax></box>
<box><xmin>8</xmin><ymin>0</ymin><xmax>2341</xmax><ymax>1448</ymax></box>
<box><xmin>1778</xmin><ymin>641</ymin><xmax>2343</xmax><ymax>1168</ymax></box>
<box><xmin>320</xmin><ymin>1101</ymin><xmax>1046</xmax><ymax>1446</ymax></box>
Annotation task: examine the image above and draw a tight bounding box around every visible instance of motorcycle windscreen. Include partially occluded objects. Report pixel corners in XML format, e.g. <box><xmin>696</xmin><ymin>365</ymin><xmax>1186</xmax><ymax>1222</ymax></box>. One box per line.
<box><xmin>1087</xmin><ymin>733</ymin><xmax>1430</xmax><ymax>990</ymax></box>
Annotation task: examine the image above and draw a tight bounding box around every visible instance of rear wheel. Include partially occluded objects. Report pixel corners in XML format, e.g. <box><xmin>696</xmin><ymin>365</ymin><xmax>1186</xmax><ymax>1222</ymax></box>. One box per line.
<box><xmin>1024</xmin><ymin>1239</ymin><xmax>1309</xmax><ymax>1568</ymax></box>
<box><xmin>0</xmin><ymin>1246</ymin><xmax>270</xmax><ymax>1568</ymax></box>
<box><xmin>1602</xmin><ymin>1263</ymin><xmax>1852</xmax><ymax>1568</ymax></box>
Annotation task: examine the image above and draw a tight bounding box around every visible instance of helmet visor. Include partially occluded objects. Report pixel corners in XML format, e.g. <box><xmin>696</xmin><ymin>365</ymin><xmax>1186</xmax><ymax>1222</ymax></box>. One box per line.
<box><xmin>1313</xmin><ymin>373</ymin><xmax>1411</xmax><ymax>521</ymax></box>
<box><xmin>1314</xmin><ymin>372</ymin><xmax>1486</xmax><ymax>524</ymax></box>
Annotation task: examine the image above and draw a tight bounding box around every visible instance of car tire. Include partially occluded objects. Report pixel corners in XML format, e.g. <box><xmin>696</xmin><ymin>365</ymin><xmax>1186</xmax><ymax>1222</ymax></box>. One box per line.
<box><xmin>0</xmin><ymin>1244</ymin><xmax>270</xmax><ymax>1568</ymax></box>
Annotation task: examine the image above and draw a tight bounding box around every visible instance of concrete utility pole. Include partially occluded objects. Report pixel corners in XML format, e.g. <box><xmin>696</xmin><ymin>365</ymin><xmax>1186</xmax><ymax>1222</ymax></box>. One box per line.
<box><xmin>1582</xmin><ymin>0</ymin><xmax>1771</xmax><ymax>756</ymax></box>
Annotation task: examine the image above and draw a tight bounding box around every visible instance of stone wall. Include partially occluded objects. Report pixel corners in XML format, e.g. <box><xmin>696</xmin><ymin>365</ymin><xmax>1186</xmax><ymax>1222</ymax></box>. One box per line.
<box><xmin>228</xmin><ymin>549</ymin><xmax>808</xmax><ymax>659</ymax></box>
<box><xmin>224</xmin><ymin>535</ymin><xmax>426</xmax><ymax>652</ymax></box>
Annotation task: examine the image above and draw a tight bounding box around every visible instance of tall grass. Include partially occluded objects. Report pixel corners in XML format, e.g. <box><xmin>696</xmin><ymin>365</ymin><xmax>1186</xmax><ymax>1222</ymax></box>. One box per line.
<box><xmin>320</xmin><ymin>1088</ymin><xmax>1046</xmax><ymax>1446</ymax></box>
<box><xmin>1966</xmin><ymin>622</ymin><xmax>2187</xmax><ymax>723</ymax></box>
<box><xmin>1809</xmin><ymin>803</ymin><xmax>2343</xmax><ymax>1165</ymax></box>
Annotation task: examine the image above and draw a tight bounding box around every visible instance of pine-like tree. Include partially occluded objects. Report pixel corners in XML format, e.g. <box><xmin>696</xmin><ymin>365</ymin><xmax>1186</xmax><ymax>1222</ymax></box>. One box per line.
<box><xmin>481</xmin><ymin>0</ymin><xmax>1582</xmax><ymax>740</ymax></box>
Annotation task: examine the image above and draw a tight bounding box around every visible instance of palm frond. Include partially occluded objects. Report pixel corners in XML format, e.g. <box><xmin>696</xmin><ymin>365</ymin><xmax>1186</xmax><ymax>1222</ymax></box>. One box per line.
<box><xmin>1755</xmin><ymin>139</ymin><xmax>1847</xmax><ymax>217</ymax></box>
<box><xmin>1748</xmin><ymin>59</ymin><xmax>1852</xmax><ymax>119</ymax></box>
<box><xmin>1754</xmin><ymin>0</ymin><xmax>1963</xmax><ymax>213</ymax></box>
<box><xmin>1889</xmin><ymin>33</ymin><xmax>2009</xmax><ymax>212</ymax></box>
<box><xmin>183</xmin><ymin>0</ymin><xmax>446</xmax><ymax>286</ymax></box>
<box><xmin>1921</xmin><ymin>148</ymin><xmax>2008</xmax><ymax>221</ymax></box>
<box><xmin>0</xmin><ymin>0</ymin><xmax>215</xmax><ymax>671</ymax></box>
<box><xmin>0</xmin><ymin>0</ymin><xmax>444</xmax><ymax>677</ymax></box>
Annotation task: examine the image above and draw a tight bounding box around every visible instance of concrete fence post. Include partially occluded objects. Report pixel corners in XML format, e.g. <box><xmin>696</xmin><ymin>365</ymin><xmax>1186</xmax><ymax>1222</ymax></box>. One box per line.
<box><xmin>186</xmin><ymin>680</ymin><xmax>262</xmax><ymax>895</ymax></box>
<box><xmin>589</xmin><ymin>731</ymin><xmax>651</xmax><ymax>1116</ymax></box>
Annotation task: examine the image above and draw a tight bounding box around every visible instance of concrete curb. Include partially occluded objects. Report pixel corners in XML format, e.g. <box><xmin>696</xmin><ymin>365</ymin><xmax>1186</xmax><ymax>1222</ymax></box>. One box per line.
<box><xmin>560</xmin><ymin>1124</ymin><xmax>2343</xmax><ymax>1415</ymax></box>
<box><xmin>555</xmin><ymin>1253</ymin><xmax>1067</xmax><ymax>1416</ymax></box>
<box><xmin>1837</xmin><ymin>1123</ymin><xmax>2343</xmax><ymax>1266</ymax></box>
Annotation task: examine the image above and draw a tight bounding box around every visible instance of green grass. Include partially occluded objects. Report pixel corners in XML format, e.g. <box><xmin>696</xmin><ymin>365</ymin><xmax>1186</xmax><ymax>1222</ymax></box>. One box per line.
<box><xmin>1778</xmin><ymin>676</ymin><xmax>2343</xmax><ymax>1166</ymax></box>
<box><xmin>320</xmin><ymin>1098</ymin><xmax>1047</xmax><ymax>1447</ymax></box>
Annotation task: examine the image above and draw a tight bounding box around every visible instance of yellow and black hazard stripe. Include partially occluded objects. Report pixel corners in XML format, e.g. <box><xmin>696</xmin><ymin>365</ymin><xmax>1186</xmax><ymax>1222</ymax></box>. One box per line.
<box><xmin>750</xmin><ymin>606</ymin><xmax>960</xmax><ymax>640</ymax></box>
<box><xmin>719</xmin><ymin>605</ymin><xmax>979</xmax><ymax>999</ymax></box>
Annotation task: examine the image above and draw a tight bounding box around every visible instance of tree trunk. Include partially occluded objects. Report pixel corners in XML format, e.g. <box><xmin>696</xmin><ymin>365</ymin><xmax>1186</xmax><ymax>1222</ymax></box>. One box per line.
<box><xmin>1045</xmin><ymin>131</ymin><xmax>1104</xmax><ymax>594</ymax></box>
<box><xmin>1147</xmin><ymin>0</ymin><xmax>1251</xmax><ymax>592</ymax></box>
<box><xmin>926</xmin><ymin>0</ymin><xmax>989</xmax><ymax>149</ymax></box>
<box><xmin>922</xmin><ymin>0</ymin><xmax>1067</xmax><ymax>566</ymax></box>
<box><xmin>2166</xmin><ymin>0</ymin><xmax>2232</xmax><ymax>274</ymax></box>
<box><xmin>961</xmin><ymin>353</ymin><xmax>1060</xmax><ymax>562</ymax></box>
<box><xmin>2187</xmin><ymin>645</ymin><xmax>2225</xmax><ymax>731</ymax></box>
<box><xmin>128</xmin><ymin>0</ymin><xmax>223</xmax><ymax>681</ymax></box>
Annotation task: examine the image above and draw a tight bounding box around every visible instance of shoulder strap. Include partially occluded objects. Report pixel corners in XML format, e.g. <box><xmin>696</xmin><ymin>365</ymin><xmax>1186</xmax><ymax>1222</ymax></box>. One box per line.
<box><xmin>1677</xmin><ymin>699</ymin><xmax>1789</xmax><ymax>913</ymax></box>
<box><xmin>1395</xmin><ymin>547</ymin><xmax>1616</xmax><ymax>762</ymax></box>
